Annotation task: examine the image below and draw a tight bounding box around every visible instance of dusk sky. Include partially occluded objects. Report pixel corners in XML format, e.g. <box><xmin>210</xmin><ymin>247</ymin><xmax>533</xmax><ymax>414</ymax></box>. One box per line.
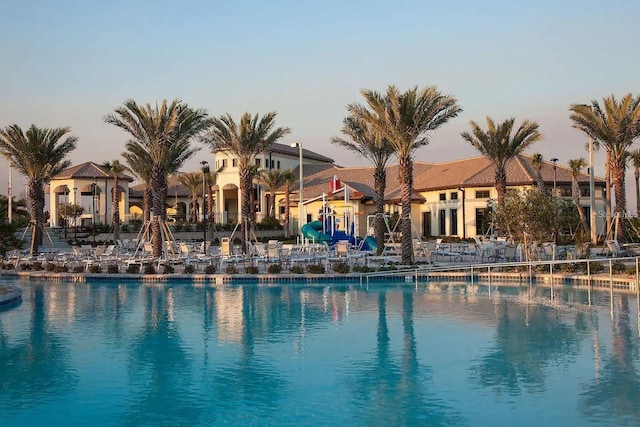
<box><xmin>1</xmin><ymin>1</ymin><xmax>638</xmax><ymax>204</ymax></box>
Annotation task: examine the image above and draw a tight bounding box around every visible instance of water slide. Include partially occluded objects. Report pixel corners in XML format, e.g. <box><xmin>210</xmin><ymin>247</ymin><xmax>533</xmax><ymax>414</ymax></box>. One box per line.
<box><xmin>301</xmin><ymin>221</ymin><xmax>332</xmax><ymax>243</ymax></box>
<box><xmin>362</xmin><ymin>236</ymin><xmax>378</xmax><ymax>252</ymax></box>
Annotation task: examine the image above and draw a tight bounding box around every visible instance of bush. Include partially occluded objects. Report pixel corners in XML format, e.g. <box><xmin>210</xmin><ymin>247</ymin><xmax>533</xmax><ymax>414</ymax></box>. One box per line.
<box><xmin>307</xmin><ymin>264</ymin><xmax>325</xmax><ymax>274</ymax></box>
<box><xmin>352</xmin><ymin>264</ymin><xmax>375</xmax><ymax>273</ymax></box>
<box><xmin>559</xmin><ymin>263</ymin><xmax>580</xmax><ymax>273</ymax></box>
<box><xmin>88</xmin><ymin>264</ymin><xmax>102</xmax><ymax>274</ymax></box>
<box><xmin>589</xmin><ymin>261</ymin><xmax>604</xmax><ymax>273</ymax></box>
<box><xmin>225</xmin><ymin>265</ymin><xmax>238</xmax><ymax>274</ymax></box>
<box><xmin>258</xmin><ymin>216</ymin><xmax>282</xmax><ymax>230</ymax></box>
<box><xmin>72</xmin><ymin>266</ymin><xmax>85</xmax><ymax>273</ymax></box>
<box><xmin>54</xmin><ymin>265</ymin><xmax>69</xmax><ymax>273</ymax></box>
<box><xmin>3</xmin><ymin>262</ymin><xmax>14</xmax><ymax>270</ymax></box>
<box><xmin>126</xmin><ymin>264</ymin><xmax>140</xmax><ymax>274</ymax></box>
<box><xmin>143</xmin><ymin>264</ymin><xmax>156</xmax><ymax>274</ymax></box>
<box><xmin>107</xmin><ymin>264</ymin><xmax>119</xmax><ymax>274</ymax></box>
<box><xmin>32</xmin><ymin>262</ymin><xmax>44</xmax><ymax>271</ymax></box>
<box><xmin>162</xmin><ymin>264</ymin><xmax>175</xmax><ymax>274</ymax></box>
<box><xmin>612</xmin><ymin>261</ymin><xmax>626</xmax><ymax>274</ymax></box>
<box><xmin>267</xmin><ymin>264</ymin><xmax>283</xmax><ymax>274</ymax></box>
<box><xmin>45</xmin><ymin>262</ymin><xmax>56</xmax><ymax>272</ymax></box>
<box><xmin>290</xmin><ymin>265</ymin><xmax>304</xmax><ymax>274</ymax></box>
<box><xmin>245</xmin><ymin>265</ymin><xmax>259</xmax><ymax>274</ymax></box>
<box><xmin>183</xmin><ymin>265</ymin><xmax>195</xmax><ymax>274</ymax></box>
<box><xmin>332</xmin><ymin>262</ymin><xmax>350</xmax><ymax>274</ymax></box>
<box><xmin>204</xmin><ymin>264</ymin><xmax>217</xmax><ymax>274</ymax></box>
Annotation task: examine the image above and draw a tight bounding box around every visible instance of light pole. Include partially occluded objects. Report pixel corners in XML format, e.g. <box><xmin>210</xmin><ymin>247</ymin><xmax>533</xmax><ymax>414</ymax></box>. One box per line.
<box><xmin>551</xmin><ymin>158</ymin><xmax>559</xmax><ymax>196</ymax></box>
<box><xmin>73</xmin><ymin>187</ymin><xmax>77</xmax><ymax>242</ymax></box>
<box><xmin>588</xmin><ymin>137</ymin><xmax>597</xmax><ymax>244</ymax></box>
<box><xmin>458</xmin><ymin>187</ymin><xmax>466</xmax><ymax>239</ymax></box>
<box><xmin>91</xmin><ymin>183</ymin><xmax>96</xmax><ymax>244</ymax></box>
<box><xmin>201</xmin><ymin>161</ymin><xmax>209</xmax><ymax>254</ymax></box>
<box><xmin>290</xmin><ymin>142</ymin><xmax>303</xmax><ymax>243</ymax></box>
<box><xmin>7</xmin><ymin>162</ymin><xmax>12</xmax><ymax>223</ymax></box>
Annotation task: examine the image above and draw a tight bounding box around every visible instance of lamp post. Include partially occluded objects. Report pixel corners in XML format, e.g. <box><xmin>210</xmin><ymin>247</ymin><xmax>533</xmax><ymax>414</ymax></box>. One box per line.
<box><xmin>588</xmin><ymin>137</ymin><xmax>597</xmax><ymax>244</ymax></box>
<box><xmin>201</xmin><ymin>160</ymin><xmax>209</xmax><ymax>254</ymax></box>
<box><xmin>7</xmin><ymin>162</ymin><xmax>12</xmax><ymax>223</ymax></box>
<box><xmin>551</xmin><ymin>158</ymin><xmax>559</xmax><ymax>196</ymax></box>
<box><xmin>73</xmin><ymin>187</ymin><xmax>77</xmax><ymax>242</ymax></box>
<box><xmin>290</xmin><ymin>142</ymin><xmax>303</xmax><ymax>243</ymax></box>
<box><xmin>458</xmin><ymin>187</ymin><xmax>466</xmax><ymax>239</ymax></box>
<box><xmin>91</xmin><ymin>183</ymin><xmax>96</xmax><ymax>244</ymax></box>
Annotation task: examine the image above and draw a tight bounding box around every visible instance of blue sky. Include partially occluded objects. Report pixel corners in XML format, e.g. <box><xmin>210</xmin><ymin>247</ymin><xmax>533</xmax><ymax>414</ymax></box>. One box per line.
<box><xmin>1</xmin><ymin>0</ymin><xmax>639</xmax><ymax>202</ymax></box>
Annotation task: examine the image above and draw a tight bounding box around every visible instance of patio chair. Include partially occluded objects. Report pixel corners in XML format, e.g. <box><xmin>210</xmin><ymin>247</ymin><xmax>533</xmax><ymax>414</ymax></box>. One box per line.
<box><xmin>604</xmin><ymin>240</ymin><xmax>630</xmax><ymax>257</ymax></box>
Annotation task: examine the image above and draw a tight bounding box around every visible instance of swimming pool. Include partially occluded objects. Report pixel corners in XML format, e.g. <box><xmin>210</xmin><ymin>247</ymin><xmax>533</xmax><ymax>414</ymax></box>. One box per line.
<box><xmin>0</xmin><ymin>279</ymin><xmax>638</xmax><ymax>426</ymax></box>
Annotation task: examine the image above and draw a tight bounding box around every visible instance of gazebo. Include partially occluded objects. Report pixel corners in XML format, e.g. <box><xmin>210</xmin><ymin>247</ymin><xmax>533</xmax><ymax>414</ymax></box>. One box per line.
<box><xmin>47</xmin><ymin>162</ymin><xmax>134</xmax><ymax>228</ymax></box>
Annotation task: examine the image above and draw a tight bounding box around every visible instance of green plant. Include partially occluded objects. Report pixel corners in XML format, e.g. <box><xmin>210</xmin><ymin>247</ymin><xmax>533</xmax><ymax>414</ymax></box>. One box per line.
<box><xmin>290</xmin><ymin>265</ymin><xmax>304</xmax><ymax>274</ymax></box>
<box><xmin>162</xmin><ymin>264</ymin><xmax>175</xmax><ymax>274</ymax></box>
<box><xmin>245</xmin><ymin>265</ymin><xmax>259</xmax><ymax>274</ymax></box>
<box><xmin>144</xmin><ymin>264</ymin><xmax>156</xmax><ymax>274</ymax></box>
<box><xmin>107</xmin><ymin>264</ymin><xmax>119</xmax><ymax>274</ymax></box>
<box><xmin>88</xmin><ymin>264</ymin><xmax>102</xmax><ymax>273</ymax></box>
<box><xmin>32</xmin><ymin>261</ymin><xmax>44</xmax><ymax>271</ymax></box>
<box><xmin>72</xmin><ymin>265</ymin><xmax>85</xmax><ymax>273</ymax></box>
<box><xmin>3</xmin><ymin>262</ymin><xmax>14</xmax><ymax>270</ymax></box>
<box><xmin>559</xmin><ymin>263</ymin><xmax>580</xmax><ymax>273</ymax></box>
<box><xmin>589</xmin><ymin>261</ymin><xmax>604</xmax><ymax>273</ymax></box>
<box><xmin>625</xmin><ymin>265</ymin><xmax>637</xmax><ymax>275</ymax></box>
<box><xmin>204</xmin><ymin>264</ymin><xmax>217</xmax><ymax>274</ymax></box>
<box><xmin>126</xmin><ymin>264</ymin><xmax>140</xmax><ymax>274</ymax></box>
<box><xmin>54</xmin><ymin>265</ymin><xmax>68</xmax><ymax>273</ymax></box>
<box><xmin>183</xmin><ymin>265</ymin><xmax>195</xmax><ymax>274</ymax></box>
<box><xmin>307</xmin><ymin>264</ymin><xmax>325</xmax><ymax>274</ymax></box>
<box><xmin>45</xmin><ymin>262</ymin><xmax>56</xmax><ymax>272</ymax></box>
<box><xmin>225</xmin><ymin>265</ymin><xmax>238</xmax><ymax>274</ymax></box>
<box><xmin>332</xmin><ymin>262</ymin><xmax>350</xmax><ymax>274</ymax></box>
<box><xmin>352</xmin><ymin>264</ymin><xmax>375</xmax><ymax>273</ymax></box>
<box><xmin>611</xmin><ymin>261</ymin><xmax>626</xmax><ymax>274</ymax></box>
<box><xmin>267</xmin><ymin>264</ymin><xmax>282</xmax><ymax>274</ymax></box>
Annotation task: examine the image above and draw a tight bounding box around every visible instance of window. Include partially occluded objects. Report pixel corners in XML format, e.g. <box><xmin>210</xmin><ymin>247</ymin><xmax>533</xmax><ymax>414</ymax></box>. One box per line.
<box><xmin>222</xmin><ymin>159</ymin><xmax>227</xmax><ymax>168</ymax></box>
<box><xmin>255</xmin><ymin>159</ymin><xmax>261</xmax><ymax>167</ymax></box>
<box><xmin>439</xmin><ymin>209</ymin><xmax>446</xmax><ymax>235</ymax></box>
<box><xmin>475</xmin><ymin>190</ymin><xmax>490</xmax><ymax>199</ymax></box>
<box><xmin>277</xmin><ymin>160</ymin><xmax>281</xmax><ymax>169</ymax></box>
<box><xmin>580</xmin><ymin>187</ymin><xmax>590</xmax><ymax>197</ymax></box>
<box><xmin>450</xmin><ymin>192</ymin><xmax>458</xmax><ymax>200</ymax></box>
<box><xmin>271</xmin><ymin>160</ymin><xmax>275</xmax><ymax>168</ymax></box>
<box><xmin>450</xmin><ymin>209</ymin><xmax>458</xmax><ymax>236</ymax></box>
<box><xmin>232</xmin><ymin>159</ymin><xmax>237</xmax><ymax>167</ymax></box>
<box><xmin>439</xmin><ymin>193</ymin><xmax>446</xmax><ymax>201</ymax></box>
<box><xmin>475</xmin><ymin>208</ymin><xmax>489</xmax><ymax>236</ymax></box>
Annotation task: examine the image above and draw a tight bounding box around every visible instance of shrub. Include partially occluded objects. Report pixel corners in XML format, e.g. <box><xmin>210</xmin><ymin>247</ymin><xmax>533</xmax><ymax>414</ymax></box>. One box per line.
<box><xmin>535</xmin><ymin>264</ymin><xmax>550</xmax><ymax>273</ymax></box>
<box><xmin>143</xmin><ymin>264</ymin><xmax>156</xmax><ymax>274</ymax></box>
<box><xmin>72</xmin><ymin>266</ymin><xmax>85</xmax><ymax>273</ymax></box>
<box><xmin>245</xmin><ymin>265</ymin><xmax>259</xmax><ymax>274</ymax></box>
<box><xmin>107</xmin><ymin>264</ymin><xmax>119</xmax><ymax>274</ymax></box>
<box><xmin>126</xmin><ymin>264</ymin><xmax>140</xmax><ymax>274</ymax></box>
<box><xmin>162</xmin><ymin>264</ymin><xmax>175</xmax><ymax>274</ymax></box>
<box><xmin>225</xmin><ymin>265</ymin><xmax>239</xmax><ymax>274</ymax></box>
<box><xmin>183</xmin><ymin>265</ymin><xmax>195</xmax><ymax>274</ymax></box>
<box><xmin>611</xmin><ymin>261</ymin><xmax>626</xmax><ymax>274</ymax></box>
<box><xmin>3</xmin><ymin>262</ymin><xmax>14</xmax><ymax>270</ymax></box>
<box><xmin>307</xmin><ymin>264</ymin><xmax>325</xmax><ymax>274</ymax></box>
<box><xmin>258</xmin><ymin>216</ymin><xmax>282</xmax><ymax>230</ymax></box>
<box><xmin>352</xmin><ymin>264</ymin><xmax>375</xmax><ymax>273</ymax></box>
<box><xmin>589</xmin><ymin>261</ymin><xmax>604</xmax><ymax>273</ymax></box>
<box><xmin>45</xmin><ymin>262</ymin><xmax>56</xmax><ymax>272</ymax></box>
<box><xmin>559</xmin><ymin>263</ymin><xmax>580</xmax><ymax>273</ymax></box>
<box><xmin>204</xmin><ymin>264</ymin><xmax>217</xmax><ymax>274</ymax></box>
<box><xmin>267</xmin><ymin>264</ymin><xmax>283</xmax><ymax>274</ymax></box>
<box><xmin>173</xmin><ymin>223</ymin><xmax>184</xmax><ymax>232</ymax></box>
<box><xmin>32</xmin><ymin>262</ymin><xmax>44</xmax><ymax>271</ymax></box>
<box><xmin>332</xmin><ymin>262</ymin><xmax>350</xmax><ymax>274</ymax></box>
<box><xmin>54</xmin><ymin>265</ymin><xmax>69</xmax><ymax>273</ymax></box>
<box><xmin>88</xmin><ymin>264</ymin><xmax>102</xmax><ymax>274</ymax></box>
<box><xmin>290</xmin><ymin>265</ymin><xmax>304</xmax><ymax>274</ymax></box>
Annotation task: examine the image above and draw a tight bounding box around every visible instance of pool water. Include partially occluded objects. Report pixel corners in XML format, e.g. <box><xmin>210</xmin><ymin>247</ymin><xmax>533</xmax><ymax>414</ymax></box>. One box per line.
<box><xmin>0</xmin><ymin>279</ymin><xmax>639</xmax><ymax>426</ymax></box>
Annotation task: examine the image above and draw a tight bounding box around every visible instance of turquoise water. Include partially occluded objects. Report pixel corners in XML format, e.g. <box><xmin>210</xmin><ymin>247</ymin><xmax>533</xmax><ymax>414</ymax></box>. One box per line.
<box><xmin>0</xmin><ymin>279</ymin><xmax>639</xmax><ymax>427</ymax></box>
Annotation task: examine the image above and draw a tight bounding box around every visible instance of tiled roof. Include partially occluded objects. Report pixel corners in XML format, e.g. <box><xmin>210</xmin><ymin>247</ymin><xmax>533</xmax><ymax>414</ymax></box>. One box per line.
<box><xmin>53</xmin><ymin>161</ymin><xmax>134</xmax><ymax>182</ymax></box>
<box><xmin>266</xmin><ymin>142</ymin><xmax>334</xmax><ymax>163</ymax></box>
<box><xmin>130</xmin><ymin>174</ymin><xmax>193</xmax><ymax>198</ymax></box>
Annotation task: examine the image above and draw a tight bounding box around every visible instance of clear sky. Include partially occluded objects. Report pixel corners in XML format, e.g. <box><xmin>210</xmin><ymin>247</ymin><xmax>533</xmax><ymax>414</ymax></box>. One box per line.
<box><xmin>1</xmin><ymin>0</ymin><xmax>639</xmax><ymax>204</ymax></box>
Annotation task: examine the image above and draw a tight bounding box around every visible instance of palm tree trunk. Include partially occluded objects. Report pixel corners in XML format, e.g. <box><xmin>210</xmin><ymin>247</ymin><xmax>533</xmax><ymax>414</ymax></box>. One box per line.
<box><xmin>495</xmin><ymin>169</ymin><xmax>507</xmax><ymax>209</ymax></box>
<box><xmin>270</xmin><ymin>191</ymin><xmax>276</xmax><ymax>219</ymax></box>
<box><xmin>374</xmin><ymin>167</ymin><xmax>387</xmax><ymax>256</ymax></box>
<box><xmin>207</xmin><ymin>184</ymin><xmax>215</xmax><ymax>233</ymax></box>
<box><xmin>634</xmin><ymin>169</ymin><xmax>639</xmax><ymax>217</ymax></box>
<box><xmin>28</xmin><ymin>179</ymin><xmax>44</xmax><ymax>255</ymax></box>
<box><xmin>572</xmin><ymin>178</ymin><xmax>588</xmax><ymax>232</ymax></box>
<box><xmin>150</xmin><ymin>163</ymin><xmax>166</xmax><ymax>258</ymax></box>
<box><xmin>112</xmin><ymin>177</ymin><xmax>120</xmax><ymax>240</ymax></box>
<box><xmin>191</xmin><ymin>195</ymin><xmax>197</xmax><ymax>223</ymax></box>
<box><xmin>611</xmin><ymin>156</ymin><xmax>627</xmax><ymax>241</ymax></box>
<box><xmin>536</xmin><ymin>172</ymin><xmax>545</xmax><ymax>192</ymax></box>
<box><xmin>240</xmin><ymin>167</ymin><xmax>251</xmax><ymax>252</ymax></box>
<box><xmin>398</xmin><ymin>154</ymin><xmax>414</xmax><ymax>265</ymax></box>
<box><xmin>284</xmin><ymin>183</ymin><xmax>291</xmax><ymax>239</ymax></box>
<box><xmin>143</xmin><ymin>186</ymin><xmax>152</xmax><ymax>241</ymax></box>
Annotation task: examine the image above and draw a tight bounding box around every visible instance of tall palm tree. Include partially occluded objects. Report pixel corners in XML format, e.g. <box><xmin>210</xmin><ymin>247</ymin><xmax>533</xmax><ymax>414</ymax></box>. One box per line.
<box><xmin>568</xmin><ymin>158</ymin><xmax>589</xmax><ymax>233</ymax></box>
<box><xmin>203</xmin><ymin>112</ymin><xmax>291</xmax><ymax>250</ymax></box>
<box><xmin>0</xmin><ymin>125</ymin><xmax>77</xmax><ymax>254</ymax></box>
<box><xmin>628</xmin><ymin>148</ymin><xmax>640</xmax><ymax>215</ymax></box>
<box><xmin>282</xmin><ymin>169</ymin><xmax>295</xmax><ymax>238</ymax></box>
<box><xmin>260</xmin><ymin>169</ymin><xmax>286</xmax><ymax>218</ymax></box>
<box><xmin>177</xmin><ymin>172</ymin><xmax>202</xmax><ymax>223</ymax></box>
<box><xmin>102</xmin><ymin>159</ymin><xmax>126</xmax><ymax>240</ymax></box>
<box><xmin>105</xmin><ymin>99</ymin><xmax>208</xmax><ymax>257</ymax></box>
<box><xmin>353</xmin><ymin>85</ymin><xmax>461</xmax><ymax>265</ymax></box>
<box><xmin>531</xmin><ymin>153</ymin><xmax>545</xmax><ymax>192</ymax></box>
<box><xmin>332</xmin><ymin>111</ymin><xmax>395</xmax><ymax>255</ymax></box>
<box><xmin>570</xmin><ymin>95</ymin><xmax>640</xmax><ymax>241</ymax></box>
<box><xmin>462</xmin><ymin>117</ymin><xmax>542</xmax><ymax>208</ymax></box>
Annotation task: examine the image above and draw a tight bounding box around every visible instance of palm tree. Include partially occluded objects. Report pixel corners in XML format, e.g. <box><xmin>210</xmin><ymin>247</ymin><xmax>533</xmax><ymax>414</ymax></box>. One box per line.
<box><xmin>462</xmin><ymin>117</ymin><xmax>542</xmax><ymax>208</ymax></box>
<box><xmin>353</xmin><ymin>85</ymin><xmax>461</xmax><ymax>264</ymax></box>
<box><xmin>531</xmin><ymin>153</ymin><xmax>545</xmax><ymax>192</ymax></box>
<box><xmin>568</xmin><ymin>158</ymin><xmax>589</xmax><ymax>233</ymax></box>
<box><xmin>102</xmin><ymin>159</ymin><xmax>126</xmax><ymax>240</ymax></box>
<box><xmin>177</xmin><ymin>172</ymin><xmax>202</xmax><ymax>223</ymax></box>
<box><xmin>332</xmin><ymin>111</ymin><xmax>395</xmax><ymax>255</ymax></box>
<box><xmin>105</xmin><ymin>99</ymin><xmax>208</xmax><ymax>257</ymax></box>
<box><xmin>203</xmin><ymin>112</ymin><xmax>291</xmax><ymax>250</ymax></box>
<box><xmin>121</xmin><ymin>141</ymin><xmax>153</xmax><ymax>228</ymax></box>
<box><xmin>570</xmin><ymin>95</ymin><xmax>640</xmax><ymax>241</ymax></box>
<box><xmin>282</xmin><ymin>169</ymin><xmax>295</xmax><ymax>238</ymax></box>
<box><xmin>0</xmin><ymin>125</ymin><xmax>77</xmax><ymax>254</ymax></box>
<box><xmin>628</xmin><ymin>148</ymin><xmax>640</xmax><ymax>215</ymax></box>
<box><xmin>260</xmin><ymin>169</ymin><xmax>286</xmax><ymax>218</ymax></box>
